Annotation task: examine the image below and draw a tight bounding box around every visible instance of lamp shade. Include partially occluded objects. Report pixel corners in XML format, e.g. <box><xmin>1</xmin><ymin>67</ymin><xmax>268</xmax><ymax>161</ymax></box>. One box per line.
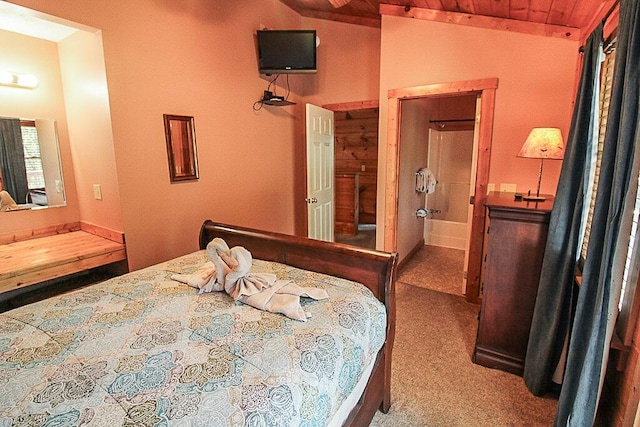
<box><xmin>517</xmin><ymin>128</ymin><xmax>565</xmax><ymax>160</ymax></box>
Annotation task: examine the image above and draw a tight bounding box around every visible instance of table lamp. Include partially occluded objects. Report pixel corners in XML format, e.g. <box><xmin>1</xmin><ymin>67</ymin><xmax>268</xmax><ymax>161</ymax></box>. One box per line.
<box><xmin>517</xmin><ymin>128</ymin><xmax>565</xmax><ymax>201</ymax></box>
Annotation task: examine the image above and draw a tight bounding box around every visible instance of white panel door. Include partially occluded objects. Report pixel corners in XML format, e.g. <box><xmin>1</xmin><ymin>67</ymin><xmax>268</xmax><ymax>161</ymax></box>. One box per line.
<box><xmin>306</xmin><ymin>103</ymin><xmax>334</xmax><ymax>242</ymax></box>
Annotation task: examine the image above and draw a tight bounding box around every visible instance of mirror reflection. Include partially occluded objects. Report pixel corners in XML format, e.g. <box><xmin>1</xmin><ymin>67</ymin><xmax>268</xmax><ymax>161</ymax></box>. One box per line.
<box><xmin>0</xmin><ymin>117</ymin><xmax>65</xmax><ymax>212</ymax></box>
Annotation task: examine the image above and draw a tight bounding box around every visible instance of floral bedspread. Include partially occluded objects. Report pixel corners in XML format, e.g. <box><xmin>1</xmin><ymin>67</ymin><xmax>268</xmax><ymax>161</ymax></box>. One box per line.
<box><xmin>0</xmin><ymin>250</ymin><xmax>386</xmax><ymax>426</ymax></box>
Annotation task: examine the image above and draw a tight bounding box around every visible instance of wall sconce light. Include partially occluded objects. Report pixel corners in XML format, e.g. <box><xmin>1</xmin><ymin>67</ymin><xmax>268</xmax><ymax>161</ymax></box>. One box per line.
<box><xmin>517</xmin><ymin>127</ymin><xmax>565</xmax><ymax>201</ymax></box>
<box><xmin>0</xmin><ymin>71</ymin><xmax>39</xmax><ymax>89</ymax></box>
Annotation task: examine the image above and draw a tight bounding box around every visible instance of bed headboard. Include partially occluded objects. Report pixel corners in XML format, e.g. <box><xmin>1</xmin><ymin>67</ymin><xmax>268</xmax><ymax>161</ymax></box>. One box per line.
<box><xmin>199</xmin><ymin>220</ymin><xmax>397</xmax><ymax>304</ymax></box>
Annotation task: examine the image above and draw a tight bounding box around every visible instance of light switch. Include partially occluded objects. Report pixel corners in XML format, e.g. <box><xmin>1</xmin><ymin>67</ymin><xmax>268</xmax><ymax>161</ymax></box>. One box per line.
<box><xmin>55</xmin><ymin>180</ymin><xmax>63</xmax><ymax>193</ymax></box>
<box><xmin>93</xmin><ymin>184</ymin><xmax>102</xmax><ymax>200</ymax></box>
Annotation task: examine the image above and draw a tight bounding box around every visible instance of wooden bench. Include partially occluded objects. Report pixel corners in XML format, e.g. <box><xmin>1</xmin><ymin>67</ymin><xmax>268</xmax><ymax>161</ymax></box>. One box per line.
<box><xmin>0</xmin><ymin>225</ymin><xmax>126</xmax><ymax>295</ymax></box>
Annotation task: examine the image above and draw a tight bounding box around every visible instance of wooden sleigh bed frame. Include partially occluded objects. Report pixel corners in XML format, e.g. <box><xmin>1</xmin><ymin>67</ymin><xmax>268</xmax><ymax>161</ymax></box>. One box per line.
<box><xmin>0</xmin><ymin>221</ymin><xmax>397</xmax><ymax>426</ymax></box>
<box><xmin>199</xmin><ymin>220</ymin><xmax>398</xmax><ymax>426</ymax></box>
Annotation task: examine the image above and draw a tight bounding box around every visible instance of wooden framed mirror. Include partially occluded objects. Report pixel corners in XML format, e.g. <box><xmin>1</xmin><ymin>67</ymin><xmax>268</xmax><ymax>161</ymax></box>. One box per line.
<box><xmin>163</xmin><ymin>114</ymin><xmax>199</xmax><ymax>182</ymax></box>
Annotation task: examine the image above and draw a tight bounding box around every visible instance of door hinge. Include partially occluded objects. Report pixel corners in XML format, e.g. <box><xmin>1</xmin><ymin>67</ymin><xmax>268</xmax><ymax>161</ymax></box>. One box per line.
<box><xmin>469</xmin><ymin>195</ymin><xmax>475</xmax><ymax>205</ymax></box>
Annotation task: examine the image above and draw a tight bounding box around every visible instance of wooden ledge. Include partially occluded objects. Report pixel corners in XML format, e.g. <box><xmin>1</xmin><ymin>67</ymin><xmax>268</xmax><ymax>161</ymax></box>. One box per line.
<box><xmin>0</xmin><ymin>222</ymin><xmax>81</xmax><ymax>245</ymax></box>
<box><xmin>0</xmin><ymin>231</ymin><xmax>126</xmax><ymax>294</ymax></box>
<box><xmin>80</xmin><ymin>221</ymin><xmax>125</xmax><ymax>244</ymax></box>
<box><xmin>0</xmin><ymin>221</ymin><xmax>125</xmax><ymax>245</ymax></box>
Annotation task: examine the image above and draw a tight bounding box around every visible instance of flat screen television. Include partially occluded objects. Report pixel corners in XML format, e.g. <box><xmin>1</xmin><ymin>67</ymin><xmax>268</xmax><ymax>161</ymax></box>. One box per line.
<box><xmin>257</xmin><ymin>30</ymin><xmax>317</xmax><ymax>75</ymax></box>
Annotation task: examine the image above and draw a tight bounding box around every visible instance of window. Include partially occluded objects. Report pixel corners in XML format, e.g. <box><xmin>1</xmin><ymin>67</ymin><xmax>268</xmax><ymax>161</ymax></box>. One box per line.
<box><xmin>576</xmin><ymin>36</ymin><xmax>640</xmax><ymax>348</ymax></box>
<box><xmin>580</xmin><ymin>47</ymin><xmax>615</xmax><ymax>263</ymax></box>
<box><xmin>616</xmin><ymin>167</ymin><xmax>640</xmax><ymax>344</ymax></box>
<box><xmin>20</xmin><ymin>120</ymin><xmax>45</xmax><ymax>190</ymax></box>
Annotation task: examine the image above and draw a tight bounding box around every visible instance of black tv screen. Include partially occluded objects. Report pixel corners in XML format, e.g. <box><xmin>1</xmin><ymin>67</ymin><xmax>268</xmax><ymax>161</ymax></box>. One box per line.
<box><xmin>257</xmin><ymin>30</ymin><xmax>317</xmax><ymax>75</ymax></box>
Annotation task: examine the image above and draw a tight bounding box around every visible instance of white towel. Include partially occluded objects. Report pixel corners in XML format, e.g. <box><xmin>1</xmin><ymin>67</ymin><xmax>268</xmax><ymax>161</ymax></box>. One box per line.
<box><xmin>416</xmin><ymin>168</ymin><xmax>437</xmax><ymax>194</ymax></box>
<box><xmin>171</xmin><ymin>261</ymin><xmax>219</xmax><ymax>293</ymax></box>
<box><xmin>171</xmin><ymin>238</ymin><xmax>328</xmax><ymax>321</ymax></box>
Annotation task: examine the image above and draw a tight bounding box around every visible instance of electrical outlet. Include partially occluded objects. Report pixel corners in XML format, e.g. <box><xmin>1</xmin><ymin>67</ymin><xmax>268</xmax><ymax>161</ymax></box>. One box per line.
<box><xmin>361</xmin><ymin>164</ymin><xmax>366</xmax><ymax>172</ymax></box>
<box><xmin>93</xmin><ymin>184</ymin><xmax>102</xmax><ymax>200</ymax></box>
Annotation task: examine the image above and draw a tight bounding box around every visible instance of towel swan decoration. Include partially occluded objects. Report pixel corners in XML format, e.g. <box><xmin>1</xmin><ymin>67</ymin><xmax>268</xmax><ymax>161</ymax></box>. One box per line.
<box><xmin>171</xmin><ymin>238</ymin><xmax>328</xmax><ymax>321</ymax></box>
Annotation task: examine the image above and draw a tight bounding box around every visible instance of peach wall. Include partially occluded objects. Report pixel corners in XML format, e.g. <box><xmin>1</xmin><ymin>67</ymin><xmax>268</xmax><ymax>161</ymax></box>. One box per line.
<box><xmin>0</xmin><ymin>29</ymin><xmax>80</xmax><ymax>232</ymax></box>
<box><xmin>376</xmin><ymin>15</ymin><xmax>579</xmax><ymax>249</ymax></box>
<box><xmin>299</xmin><ymin>17</ymin><xmax>381</xmax><ymax>104</ymax></box>
<box><xmin>58</xmin><ymin>29</ymin><xmax>123</xmax><ymax>233</ymax></box>
<box><xmin>10</xmin><ymin>0</ymin><xmax>381</xmax><ymax>270</ymax></box>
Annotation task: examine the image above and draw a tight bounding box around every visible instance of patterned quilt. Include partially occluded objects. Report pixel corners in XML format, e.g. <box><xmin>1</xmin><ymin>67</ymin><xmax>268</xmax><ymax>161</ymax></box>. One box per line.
<box><xmin>0</xmin><ymin>250</ymin><xmax>387</xmax><ymax>426</ymax></box>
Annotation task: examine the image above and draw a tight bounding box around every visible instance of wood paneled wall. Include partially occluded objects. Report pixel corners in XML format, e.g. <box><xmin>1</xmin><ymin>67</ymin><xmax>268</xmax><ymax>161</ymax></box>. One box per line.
<box><xmin>334</xmin><ymin>107</ymin><xmax>379</xmax><ymax>225</ymax></box>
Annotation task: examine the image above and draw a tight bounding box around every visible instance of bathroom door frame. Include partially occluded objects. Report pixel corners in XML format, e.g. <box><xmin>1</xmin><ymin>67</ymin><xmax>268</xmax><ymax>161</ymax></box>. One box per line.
<box><xmin>383</xmin><ymin>78</ymin><xmax>498</xmax><ymax>304</ymax></box>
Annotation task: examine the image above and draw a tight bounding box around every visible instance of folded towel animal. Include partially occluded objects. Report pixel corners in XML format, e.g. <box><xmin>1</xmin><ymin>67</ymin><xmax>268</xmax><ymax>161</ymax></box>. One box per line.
<box><xmin>171</xmin><ymin>238</ymin><xmax>328</xmax><ymax>321</ymax></box>
<box><xmin>172</xmin><ymin>261</ymin><xmax>219</xmax><ymax>293</ymax></box>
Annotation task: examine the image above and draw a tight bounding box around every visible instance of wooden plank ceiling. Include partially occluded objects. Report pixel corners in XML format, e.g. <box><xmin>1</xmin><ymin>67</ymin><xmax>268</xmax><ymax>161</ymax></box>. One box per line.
<box><xmin>278</xmin><ymin>0</ymin><xmax>617</xmax><ymax>35</ymax></box>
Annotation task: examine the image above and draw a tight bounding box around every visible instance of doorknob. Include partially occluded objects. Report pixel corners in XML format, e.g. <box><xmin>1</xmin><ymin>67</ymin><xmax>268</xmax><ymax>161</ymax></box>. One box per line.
<box><xmin>305</xmin><ymin>197</ymin><xmax>318</xmax><ymax>204</ymax></box>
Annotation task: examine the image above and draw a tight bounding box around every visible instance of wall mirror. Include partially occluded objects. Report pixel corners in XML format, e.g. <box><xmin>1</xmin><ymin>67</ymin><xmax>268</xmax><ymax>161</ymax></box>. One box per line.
<box><xmin>163</xmin><ymin>114</ymin><xmax>199</xmax><ymax>182</ymax></box>
<box><xmin>0</xmin><ymin>117</ymin><xmax>65</xmax><ymax>212</ymax></box>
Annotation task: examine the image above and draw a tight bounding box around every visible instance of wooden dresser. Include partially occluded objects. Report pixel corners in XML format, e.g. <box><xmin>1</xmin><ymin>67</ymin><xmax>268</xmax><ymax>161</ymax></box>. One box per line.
<box><xmin>473</xmin><ymin>192</ymin><xmax>553</xmax><ymax>375</ymax></box>
<box><xmin>335</xmin><ymin>173</ymin><xmax>360</xmax><ymax>236</ymax></box>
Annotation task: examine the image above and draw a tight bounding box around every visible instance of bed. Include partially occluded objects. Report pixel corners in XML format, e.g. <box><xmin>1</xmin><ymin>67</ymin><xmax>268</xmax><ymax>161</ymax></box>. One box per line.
<box><xmin>0</xmin><ymin>220</ymin><xmax>398</xmax><ymax>426</ymax></box>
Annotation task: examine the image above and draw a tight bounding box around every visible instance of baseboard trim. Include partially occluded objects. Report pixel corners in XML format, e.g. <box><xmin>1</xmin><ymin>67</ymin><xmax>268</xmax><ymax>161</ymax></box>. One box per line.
<box><xmin>0</xmin><ymin>222</ymin><xmax>81</xmax><ymax>244</ymax></box>
<box><xmin>397</xmin><ymin>239</ymin><xmax>425</xmax><ymax>271</ymax></box>
<box><xmin>80</xmin><ymin>221</ymin><xmax>125</xmax><ymax>244</ymax></box>
<box><xmin>0</xmin><ymin>222</ymin><xmax>125</xmax><ymax>245</ymax></box>
<box><xmin>473</xmin><ymin>345</ymin><xmax>524</xmax><ymax>376</ymax></box>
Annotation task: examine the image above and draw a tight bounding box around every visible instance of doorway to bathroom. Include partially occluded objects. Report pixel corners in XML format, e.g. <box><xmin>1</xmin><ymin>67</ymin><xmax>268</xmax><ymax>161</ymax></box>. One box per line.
<box><xmin>423</xmin><ymin>94</ymin><xmax>478</xmax><ymax>294</ymax></box>
<box><xmin>384</xmin><ymin>78</ymin><xmax>497</xmax><ymax>303</ymax></box>
<box><xmin>396</xmin><ymin>94</ymin><xmax>477</xmax><ymax>296</ymax></box>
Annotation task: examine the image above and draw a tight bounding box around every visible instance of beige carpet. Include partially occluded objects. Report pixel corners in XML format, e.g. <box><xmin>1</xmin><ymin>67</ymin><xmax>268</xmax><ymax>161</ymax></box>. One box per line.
<box><xmin>398</xmin><ymin>245</ymin><xmax>466</xmax><ymax>296</ymax></box>
<box><xmin>335</xmin><ymin>228</ymin><xmax>376</xmax><ymax>249</ymax></box>
<box><xmin>370</xmin><ymin>271</ymin><xmax>558</xmax><ymax>426</ymax></box>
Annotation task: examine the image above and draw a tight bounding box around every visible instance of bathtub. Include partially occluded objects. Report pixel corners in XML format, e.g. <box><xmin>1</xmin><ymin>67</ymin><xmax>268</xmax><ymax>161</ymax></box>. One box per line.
<box><xmin>423</xmin><ymin>219</ymin><xmax>468</xmax><ymax>250</ymax></box>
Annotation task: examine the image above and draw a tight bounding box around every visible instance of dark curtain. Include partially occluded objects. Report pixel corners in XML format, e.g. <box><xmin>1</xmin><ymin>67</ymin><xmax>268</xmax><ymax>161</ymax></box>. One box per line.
<box><xmin>556</xmin><ymin>0</ymin><xmax>640</xmax><ymax>424</ymax></box>
<box><xmin>523</xmin><ymin>24</ymin><xmax>603</xmax><ymax>396</ymax></box>
<box><xmin>0</xmin><ymin>117</ymin><xmax>28</xmax><ymax>204</ymax></box>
